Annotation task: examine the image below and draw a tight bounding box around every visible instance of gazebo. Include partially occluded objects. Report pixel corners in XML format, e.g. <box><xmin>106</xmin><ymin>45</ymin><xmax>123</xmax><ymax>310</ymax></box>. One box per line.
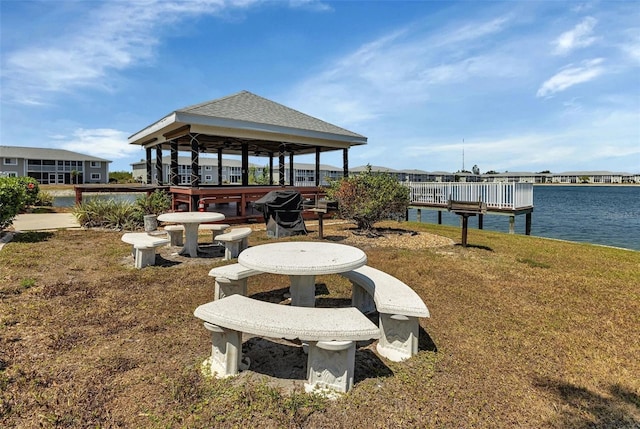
<box><xmin>128</xmin><ymin>91</ymin><xmax>367</xmax><ymax>220</ymax></box>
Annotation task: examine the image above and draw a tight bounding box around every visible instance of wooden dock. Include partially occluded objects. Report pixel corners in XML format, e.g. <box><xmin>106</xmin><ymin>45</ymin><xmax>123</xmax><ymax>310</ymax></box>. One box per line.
<box><xmin>406</xmin><ymin>182</ymin><xmax>534</xmax><ymax>235</ymax></box>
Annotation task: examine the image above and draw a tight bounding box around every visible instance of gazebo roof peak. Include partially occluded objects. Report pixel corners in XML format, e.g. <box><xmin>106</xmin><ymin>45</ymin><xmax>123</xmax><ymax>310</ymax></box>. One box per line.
<box><xmin>173</xmin><ymin>90</ymin><xmax>365</xmax><ymax>139</ymax></box>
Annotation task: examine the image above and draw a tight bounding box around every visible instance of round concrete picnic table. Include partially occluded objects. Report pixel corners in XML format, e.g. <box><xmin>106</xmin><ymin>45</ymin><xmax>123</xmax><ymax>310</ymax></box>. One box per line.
<box><xmin>238</xmin><ymin>242</ymin><xmax>367</xmax><ymax>307</ymax></box>
<box><xmin>157</xmin><ymin>212</ymin><xmax>225</xmax><ymax>257</ymax></box>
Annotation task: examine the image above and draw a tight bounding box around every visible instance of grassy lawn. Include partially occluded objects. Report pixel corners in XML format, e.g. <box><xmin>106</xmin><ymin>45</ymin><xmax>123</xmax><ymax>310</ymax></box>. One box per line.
<box><xmin>1</xmin><ymin>222</ymin><xmax>638</xmax><ymax>428</ymax></box>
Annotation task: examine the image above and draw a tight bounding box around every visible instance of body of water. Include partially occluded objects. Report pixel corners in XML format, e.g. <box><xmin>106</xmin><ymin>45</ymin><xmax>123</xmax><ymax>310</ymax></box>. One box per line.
<box><xmin>408</xmin><ymin>185</ymin><xmax>640</xmax><ymax>251</ymax></box>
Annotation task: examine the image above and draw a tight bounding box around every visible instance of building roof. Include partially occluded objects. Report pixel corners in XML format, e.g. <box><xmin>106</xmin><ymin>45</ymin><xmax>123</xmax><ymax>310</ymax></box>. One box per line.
<box><xmin>350</xmin><ymin>165</ymin><xmax>401</xmax><ymax>173</ymax></box>
<box><xmin>128</xmin><ymin>91</ymin><xmax>367</xmax><ymax>157</ymax></box>
<box><xmin>0</xmin><ymin>145</ymin><xmax>111</xmax><ymax>162</ymax></box>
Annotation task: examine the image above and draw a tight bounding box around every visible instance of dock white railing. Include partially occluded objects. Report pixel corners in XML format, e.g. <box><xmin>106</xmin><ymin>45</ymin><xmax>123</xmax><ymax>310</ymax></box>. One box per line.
<box><xmin>407</xmin><ymin>182</ymin><xmax>533</xmax><ymax>210</ymax></box>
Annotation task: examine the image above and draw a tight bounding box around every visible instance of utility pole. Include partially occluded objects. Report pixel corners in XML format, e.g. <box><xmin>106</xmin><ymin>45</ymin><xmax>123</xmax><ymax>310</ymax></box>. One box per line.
<box><xmin>462</xmin><ymin>139</ymin><xmax>465</xmax><ymax>171</ymax></box>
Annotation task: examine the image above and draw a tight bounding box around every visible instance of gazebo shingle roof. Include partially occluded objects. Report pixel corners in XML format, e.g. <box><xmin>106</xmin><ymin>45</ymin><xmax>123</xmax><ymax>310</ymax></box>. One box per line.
<box><xmin>177</xmin><ymin>91</ymin><xmax>365</xmax><ymax>139</ymax></box>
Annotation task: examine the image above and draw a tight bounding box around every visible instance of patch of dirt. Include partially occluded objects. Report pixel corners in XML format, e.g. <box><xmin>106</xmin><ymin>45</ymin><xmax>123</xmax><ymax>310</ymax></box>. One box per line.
<box><xmin>325</xmin><ymin>224</ymin><xmax>454</xmax><ymax>249</ymax></box>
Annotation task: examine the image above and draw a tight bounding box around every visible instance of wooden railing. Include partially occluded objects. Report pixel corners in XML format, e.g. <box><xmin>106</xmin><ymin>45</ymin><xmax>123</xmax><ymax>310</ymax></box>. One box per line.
<box><xmin>407</xmin><ymin>182</ymin><xmax>533</xmax><ymax>211</ymax></box>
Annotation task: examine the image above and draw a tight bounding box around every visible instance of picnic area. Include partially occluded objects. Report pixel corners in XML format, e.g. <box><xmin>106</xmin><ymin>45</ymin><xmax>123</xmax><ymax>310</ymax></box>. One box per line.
<box><xmin>1</xmin><ymin>219</ymin><xmax>639</xmax><ymax>428</ymax></box>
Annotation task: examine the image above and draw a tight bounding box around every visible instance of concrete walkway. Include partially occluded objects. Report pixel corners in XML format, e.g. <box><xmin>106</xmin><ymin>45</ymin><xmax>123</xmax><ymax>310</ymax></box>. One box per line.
<box><xmin>1</xmin><ymin>213</ymin><xmax>81</xmax><ymax>251</ymax></box>
<box><xmin>10</xmin><ymin>213</ymin><xmax>81</xmax><ymax>232</ymax></box>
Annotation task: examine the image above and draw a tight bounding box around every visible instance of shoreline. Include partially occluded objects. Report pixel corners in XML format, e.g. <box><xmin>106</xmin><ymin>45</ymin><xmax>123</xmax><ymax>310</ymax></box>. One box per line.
<box><xmin>533</xmin><ymin>183</ymin><xmax>640</xmax><ymax>187</ymax></box>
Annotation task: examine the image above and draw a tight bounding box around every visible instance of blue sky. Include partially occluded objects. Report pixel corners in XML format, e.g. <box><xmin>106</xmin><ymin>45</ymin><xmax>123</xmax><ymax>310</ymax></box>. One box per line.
<box><xmin>1</xmin><ymin>0</ymin><xmax>639</xmax><ymax>174</ymax></box>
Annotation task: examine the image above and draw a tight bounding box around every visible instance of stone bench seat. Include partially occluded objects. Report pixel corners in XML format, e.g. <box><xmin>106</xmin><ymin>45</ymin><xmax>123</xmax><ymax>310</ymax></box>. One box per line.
<box><xmin>163</xmin><ymin>223</ymin><xmax>230</xmax><ymax>246</ymax></box>
<box><xmin>215</xmin><ymin>227</ymin><xmax>252</xmax><ymax>260</ymax></box>
<box><xmin>209</xmin><ymin>263</ymin><xmax>262</xmax><ymax>300</ymax></box>
<box><xmin>341</xmin><ymin>265</ymin><xmax>430</xmax><ymax>362</ymax></box>
<box><xmin>194</xmin><ymin>294</ymin><xmax>380</xmax><ymax>394</ymax></box>
<box><xmin>121</xmin><ymin>232</ymin><xmax>170</xmax><ymax>268</ymax></box>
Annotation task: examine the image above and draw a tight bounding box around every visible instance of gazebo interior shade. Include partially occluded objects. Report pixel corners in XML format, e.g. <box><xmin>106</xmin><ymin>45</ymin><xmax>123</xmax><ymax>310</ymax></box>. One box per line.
<box><xmin>128</xmin><ymin>91</ymin><xmax>367</xmax><ymax>156</ymax></box>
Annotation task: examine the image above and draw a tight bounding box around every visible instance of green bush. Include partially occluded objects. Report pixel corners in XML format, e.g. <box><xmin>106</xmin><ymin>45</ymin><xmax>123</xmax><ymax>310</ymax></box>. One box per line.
<box><xmin>19</xmin><ymin>177</ymin><xmax>40</xmax><ymax>206</ymax></box>
<box><xmin>133</xmin><ymin>190</ymin><xmax>172</xmax><ymax>221</ymax></box>
<box><xmin>73</xmin><ymin>199</ymin><xmax>139</xmax><ymax>230</ymax></box>
<box><xmin>34</xmin><ymin>191</ymin><xmax>54</xmax><ymax>207</ymax></box>
<box><xmin>0</xmin><ymin>177</ymin><xmax>26</xmax><ymax>230</ymax></box>
<box><xmin>72</xmin><ymin>190</ymin><xmax>171</xmax><ymax>230</ymax></box>
<box><xmin>325</xmin><ymin>165</ymin><xmax>410</xmax><ymax>231</ymax></box>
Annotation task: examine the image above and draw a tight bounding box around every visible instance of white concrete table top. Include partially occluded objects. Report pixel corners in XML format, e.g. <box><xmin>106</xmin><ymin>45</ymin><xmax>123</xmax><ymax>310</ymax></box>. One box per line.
<box><xmin>157</xmin><ymin>212</ymin><xmax>225</xmax><ymax>257</ymax></box>
<box><xmin>238</xmin><ymin>242</ymin><xmax>367</xmax><ymax>307</ymax></box>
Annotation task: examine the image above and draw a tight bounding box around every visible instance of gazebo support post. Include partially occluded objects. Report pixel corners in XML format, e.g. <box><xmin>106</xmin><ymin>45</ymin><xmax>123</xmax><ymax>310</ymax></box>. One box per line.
<box><xmin>289</xmin><ymin>152</ymin><xmax>294</xmax><ymax>186</ymax></box>
<box><xmin>343</xmin><ymin>148</ymin><xmax>349</xmax><ymax>178</ymax></box>
<box><xmin>217</xmin><ymin>148</ymin><xmax>223</xmax><ymax>185</ymax></box>
<box><xmin>170</xmin><ymin>141</ymin><xmax>179</xmax><ymax>186</ymax></box>
<box><xmin>278</xmin><ymin>144</ymin><xmax>285</xmax><ymax>186</ymax></box>
<box><xmin>146</xmin><ymin>147</ymin><xmax>152</xmax><ymax>184</ymax></box>
<box><xmin>269</xmin><ymin>153</ymin><xmax>274</xmax><ymax>185</ymax></box>
<box><xmin>155</xmin><ymin>146</ymin><xmax>163</xmax><ymax>185</ymax></box>
<box><xmin>315</xmin><ymin>147</ymin><xmax>321</xmax><ymax>186</ymax></box>
<box><xmin>241</xmin><ymin>143</ymin><xmax>249</xmax><ymax>186</ymax></box>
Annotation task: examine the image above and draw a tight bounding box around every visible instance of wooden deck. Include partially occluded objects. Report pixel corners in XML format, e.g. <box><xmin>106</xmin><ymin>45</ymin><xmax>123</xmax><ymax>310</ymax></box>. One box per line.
<box><xmin>168</xmin><ymin>185</ymin><xmax>328</xmax><ymax>224</ymax></box>
<box><xmin>407</xmin><ymin>182</ymin><xmax>534</xmax><ymax>234</ymax></box>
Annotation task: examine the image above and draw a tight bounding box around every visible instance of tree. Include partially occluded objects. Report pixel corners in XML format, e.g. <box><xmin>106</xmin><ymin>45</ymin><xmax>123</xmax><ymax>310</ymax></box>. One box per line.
<box><xmin>109</xmin><ymin>171</ymin><xmax>133</xmax><ymax>183</ymax></box>
<box><xmin>472</xmin><ymin>164</ymin><xmax>480</xmax><ymax>175</ymax></box>
<box><xmin>249</xmin><ymin>165</ymin><xmax>270</xmax><ymax>185</ymax></box>
<box><xmin>325</xmin><ymin>165</ymin><xmax>410</xmax><ymax>231</ymax></box>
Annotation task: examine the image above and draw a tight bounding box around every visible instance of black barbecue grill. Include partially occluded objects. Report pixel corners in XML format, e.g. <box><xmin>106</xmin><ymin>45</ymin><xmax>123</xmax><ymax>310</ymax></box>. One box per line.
<box><xmin>254</xmin><ymin>190</ymin><xmax>308</xmax><ymax>238</ymax></box>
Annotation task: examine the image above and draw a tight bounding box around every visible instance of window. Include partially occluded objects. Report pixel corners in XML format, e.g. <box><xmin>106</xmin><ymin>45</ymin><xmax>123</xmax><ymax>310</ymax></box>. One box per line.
<box><xmin>90</xmin><ymin>161</ymin><xmax>101</xmax><ymax>168</ymax></box>
<box><xmin>5</xmin><ymin>172</ymin><xmax>18</xmax><ymax>177</ymax></box>
<box><xmin>204</xmin><ymin>175</ymin><xmax>213</xmax><ymax>181</ymax></box>
<box><xmin>4</xmin><ymin>158</ymin><xmax>17</xmax><ymax>165</ymax></box>
<box><xmin>90</xmin><ymin>173</ymin><xmax>101</xmax><ymax>181</ymax></box>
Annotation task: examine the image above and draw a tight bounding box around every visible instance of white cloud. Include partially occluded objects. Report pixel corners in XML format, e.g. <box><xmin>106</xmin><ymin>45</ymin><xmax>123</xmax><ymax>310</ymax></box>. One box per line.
<box><xmin>288</xmin><ymin>0</ymin><xmax>332</xmax><ymax>12</ymax></box>
<box><xmin>59</xmin><ymin>128</ymin><xmax>141</xmax><ymax>161</ymax></box>
<box><xmin>1</xmin><ymin>0</ymin><xmax>262</xmax><ymax>105</ymax></box>
<box><xmin>536</xmin><ymin>58</ymin><xmax>605</xmax><ymax>98</ymax></box>
<box><xmin>553</xmin><ymin>16</ymin><xmax>598</xmax><ymax>55</ymax></box>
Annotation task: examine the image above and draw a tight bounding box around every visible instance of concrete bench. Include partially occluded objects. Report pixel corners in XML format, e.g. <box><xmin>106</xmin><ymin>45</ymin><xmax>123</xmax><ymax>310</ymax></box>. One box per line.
<box><xmin>194</xmin><ymin>294</ymin><xmax>380</xmax><ymax>394</ymax></box>
<box><xmin>163</xmin><ymin>223</ymin><xmax>231</xmax><ymax>247</ymax></box>
<box><xmin>215</xmin><ymin>227</ymin><xmax>252</xmax><ymax>260</ymax></box>
<box><xmin>201</xmin><ymin>223</ymin><xmax>231</xmax><ymax>242</ymax></box>
<box><xmin>121</xmin><ymin>232</ymin><xmax>170</xmax><ymax>268</ymax></box>
<box><xmin>163</xmin><ymin>225</ymin><xmax>184</xmax><ymax>246</ymax></box>
<box><xmin>209</xmin><ymin>263</ymin><xmax>262</xmax><ymax>300</ymax></box>
<box><xmin>341</xmin><ymin>265</ymin><xmax>430</xmax><ymax>362</ymax></box>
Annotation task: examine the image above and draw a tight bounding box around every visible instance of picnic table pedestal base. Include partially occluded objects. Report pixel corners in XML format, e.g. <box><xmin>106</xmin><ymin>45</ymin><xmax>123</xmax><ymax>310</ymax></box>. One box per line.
<box><xmin>305</xmin><ymin>340</ymin><xmax>355</xmax><ymax>394</ymax></box>
<box><xmin>181</xmin><ymin>223</ymin><xmax>200</xmax><ymax>257</ymax></box>
<box><xmin>289</xmin><ymin>275</ymin><xmax>316</xmax><ymax>307</ymax></box>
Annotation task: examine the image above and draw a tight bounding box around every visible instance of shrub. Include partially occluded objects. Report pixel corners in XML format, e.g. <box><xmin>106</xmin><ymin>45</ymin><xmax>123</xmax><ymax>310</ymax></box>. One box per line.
<box><xmin>0</xmin><ymin>177</ymin><xmax>26</xmax><ymax>229</ymax></box>
<box><xmin>325</xmin><ymin>165</ymin><xmax>410</xmax><ymax>231</ymax></box>
<box><xmin>34</xmin><ymin>191</ymin><xmax>54</xmax><ymax>207</ymax></box>
<box><xmin>73</xmin><ymin>199</ymin><xmax>138</xmax><ymax>230</ymax></box>
<box><xmin>72</xmin><ymin>190</ymin><xmax>171</xmax><ymax>230</ymax></box>
<box><xmin>19</xmin><ymin>177</ymin><xmax>40</xmax><ymax>207</ymax></box>
<box><xmin>133</xmin><ymin>190</ymin><xmax>172</xmax><ymax>222</ymax></box>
